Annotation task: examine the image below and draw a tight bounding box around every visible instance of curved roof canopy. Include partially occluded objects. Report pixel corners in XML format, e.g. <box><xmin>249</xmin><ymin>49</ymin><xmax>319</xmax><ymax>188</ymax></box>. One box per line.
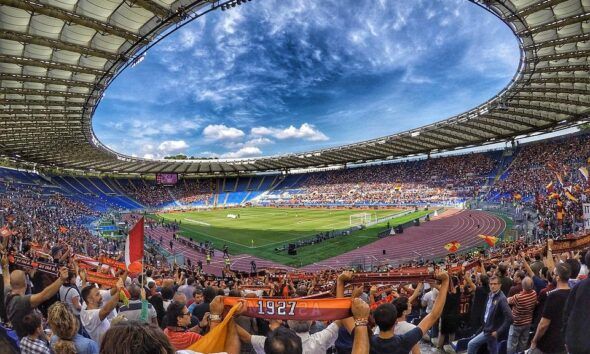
<box><xmin>0</xmin><ymin>0</ymin><xmax>589</xmax><ymax>174</ymax></box>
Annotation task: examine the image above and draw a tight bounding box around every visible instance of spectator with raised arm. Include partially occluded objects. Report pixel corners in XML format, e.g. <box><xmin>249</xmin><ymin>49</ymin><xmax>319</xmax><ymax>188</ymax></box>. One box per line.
<box><xmin>4</xmin><ymin>265</ymin><xmax>68</xmax><ymax>338</ymax></box>
<box><xmin>370</xmin><ymin>271</ymin><xmax>449</xmax><ymax>354</ymax></box>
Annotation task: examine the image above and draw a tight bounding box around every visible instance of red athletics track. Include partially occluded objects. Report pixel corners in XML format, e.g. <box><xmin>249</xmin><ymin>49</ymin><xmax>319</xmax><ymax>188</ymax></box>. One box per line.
<box><xmin>146</xmin><ymin>209</ymin><xmax>504</xmax><ymax>275</ymax></box>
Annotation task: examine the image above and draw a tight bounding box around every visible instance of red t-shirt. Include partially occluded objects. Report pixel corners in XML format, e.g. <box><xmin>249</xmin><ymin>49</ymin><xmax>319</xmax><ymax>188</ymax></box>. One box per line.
<box><xmin>164</xmin><ymin>328</ymin><xmax>202</xmax><ymax>350</ymax></box>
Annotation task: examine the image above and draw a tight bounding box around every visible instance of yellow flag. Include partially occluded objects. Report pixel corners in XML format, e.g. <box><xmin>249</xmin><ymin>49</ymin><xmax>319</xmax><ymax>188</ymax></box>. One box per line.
<box><xmin>188</xmin><ymin>303</ymin><xmax>240</xmax><ymax>353</ymax></box>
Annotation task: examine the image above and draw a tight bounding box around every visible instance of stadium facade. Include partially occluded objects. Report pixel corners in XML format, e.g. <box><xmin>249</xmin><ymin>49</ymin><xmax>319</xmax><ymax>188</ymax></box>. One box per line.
<box><xmin>0</xmin><ymin>0</ymin><xmax>589</xmax><ymax>174</ymax></box>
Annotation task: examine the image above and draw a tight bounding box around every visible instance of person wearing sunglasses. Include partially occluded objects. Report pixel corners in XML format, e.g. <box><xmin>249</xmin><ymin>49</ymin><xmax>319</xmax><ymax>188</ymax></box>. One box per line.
<box><xmin>163</xmin><ymin>301</ymin><xmax>202</xmax><ymax>351</ymax></box>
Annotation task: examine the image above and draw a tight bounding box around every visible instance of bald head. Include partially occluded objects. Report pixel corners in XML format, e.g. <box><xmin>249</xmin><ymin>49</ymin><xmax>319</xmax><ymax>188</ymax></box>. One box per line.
<box><xmin>522</xmin><ymin>277</ymin><xmax>534</xmax><ymax>291</ymax></box>
<box><xmin>9</xmin><ymin>270</ymin><xmax>27</xmax><ymax>291</ymax></box>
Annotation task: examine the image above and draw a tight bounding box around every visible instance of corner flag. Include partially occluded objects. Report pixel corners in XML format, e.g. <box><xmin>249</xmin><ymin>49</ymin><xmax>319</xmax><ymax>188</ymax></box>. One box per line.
<box><xmin>125</xmin><ymin>217</ymin><xmax>144</xmax><ymax>267</ymax></box>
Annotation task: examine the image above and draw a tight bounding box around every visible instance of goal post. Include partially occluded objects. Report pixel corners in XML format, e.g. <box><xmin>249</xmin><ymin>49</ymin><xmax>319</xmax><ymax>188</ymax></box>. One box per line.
<box><xmin>349</xmin><ymin>212</ymin><xmax>372</xmax><ymax>226</ymax></box>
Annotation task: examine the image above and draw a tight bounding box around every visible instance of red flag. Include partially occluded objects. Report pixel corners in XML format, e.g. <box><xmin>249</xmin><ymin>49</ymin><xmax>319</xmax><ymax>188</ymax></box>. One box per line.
<box><xmin>125</xmin><ymin>217</ymin><xmax>144</xmax><ymax>268</ymax></box>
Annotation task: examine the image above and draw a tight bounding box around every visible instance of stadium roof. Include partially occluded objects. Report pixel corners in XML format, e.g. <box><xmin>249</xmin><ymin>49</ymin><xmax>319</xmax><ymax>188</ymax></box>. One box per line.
<box><xmin>0</xmin><ymin>0</ymin><xmax>589</xmax><ymax>174</ymax></box>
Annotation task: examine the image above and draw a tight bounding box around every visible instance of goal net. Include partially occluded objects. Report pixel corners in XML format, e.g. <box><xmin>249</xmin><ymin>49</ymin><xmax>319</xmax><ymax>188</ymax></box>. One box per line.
<box><xmin>349</xmin><ymin>212</ymin><xmax>372</xmax><ymax>226</ymax></box>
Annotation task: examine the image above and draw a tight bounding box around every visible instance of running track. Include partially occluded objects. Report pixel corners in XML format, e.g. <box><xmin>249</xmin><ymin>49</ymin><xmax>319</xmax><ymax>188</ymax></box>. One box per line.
<box><xmin>301</xmin><ymin>210</ymin><xmax>505</xmax><ymax>272</ymax></box>
<box><xmin>146</xmin><ymin>210</ymin><xmax>504</xmax><ymax>275</ymax></box>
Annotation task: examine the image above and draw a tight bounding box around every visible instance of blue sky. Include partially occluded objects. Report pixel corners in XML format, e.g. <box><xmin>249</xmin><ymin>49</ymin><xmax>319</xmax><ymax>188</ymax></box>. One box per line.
<box><xmin>92</xmin><ymin>0</ymin><xmax>519</xmax><ymax>160</ymax></box>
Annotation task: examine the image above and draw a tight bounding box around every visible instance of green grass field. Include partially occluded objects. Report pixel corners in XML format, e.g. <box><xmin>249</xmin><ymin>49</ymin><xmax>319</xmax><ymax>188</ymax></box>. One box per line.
<box><xmin>156</xmin><ymin>207</ymin><xmax>433</xmax><ymax>267</ymax></box>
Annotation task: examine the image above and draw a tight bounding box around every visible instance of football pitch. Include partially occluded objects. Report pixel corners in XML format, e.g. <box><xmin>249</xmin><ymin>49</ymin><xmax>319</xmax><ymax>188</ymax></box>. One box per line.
<box><xmin>156</xmin><ymin>207</ymin><xmax>433</xmax><ymax>267</ymax></box>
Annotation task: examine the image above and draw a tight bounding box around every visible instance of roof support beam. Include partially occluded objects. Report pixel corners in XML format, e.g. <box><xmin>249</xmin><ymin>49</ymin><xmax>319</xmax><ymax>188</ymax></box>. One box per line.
<box><xmin>0</xmin><ymin>0</ymin><xmax>145</xmax><ymax>43</ymax></box>
<box><xmin>0</xmin><ymin>108</ymin><xmax>82</xmax><ymax>115</ymax></box>
<box><xmin>0</xmin><ymin>30</ymin><xmax>120</xmax><ymax>61</ymax></box>
<box><xmin>517</xmin><ymin>87</ymin><xmax>590</xmax><ymax>95</ymax></box>
<box><xmin>527</xmin><ymin>50</ymin><xmax>590</xmax><ymax>63</ymax></box>
<box><xmin>362</xmin><ymin>143</ymin><xmax>405</xmax><ymax>156</ymax></box>
<box><xmin>482</xmin><ymin>115</ymin><xmax>538</xmax><ymax>130</ymax></box>
<box><xmin>511</xmin><ymin>95</ymin><xmax>590</xmax><ymax>107</ymax></box>
<box><xmin>438</xmin><ymin>126</ymin><xmax>489</xmax><ymax>140</ymax></box>
<box><xmin>420</xmin><ymin>131</ymin><xmax>462</xmax><ymax>146</ymax></box>
<box><xmin>416</xmin><ymin>135</ymin><xmax>449</xmax><ymax>149</ymax></box>
<box><xmin>498</xmin><ymin>110</ymin><xmax>559</xmax><ymax>124</ymax></box>
<box><xmin>0</xmin><ymin>54</ymin><xmax>105</xmax><ymax>76</ymax></box>
<box><xmin>524</xmin><ymin>33</ymin><xmax>590</xmax><ymax>51</ymax></box>
<box><xmin>353</xmin><ymin>147</ymin><xmax>389</xmax><ymax>160</ymax></box>
<box><xmin>528</xmin><ymin>77</ymin><xmax>590</xmax><ymax>85</ymax></box>
<box><xmin>507</xmin><ymin>0</ymin><xmax>570</xmax><ymax>20</ymax></box>
<box><xmin>520</xmin><ymin>12</ymin><xmax>590</xmax><ymax>35</ymax></box>
<box><xmin>0</xmin><ymin>88</ymin><xmax>89</xmax><ymax>99</ymax></box>
<box><xmin>523</xmin><ymin>65</ymin><xmax>590</xmax><ymax>74</ymax></box>
<box><xmin>387</xmin><ymin>141</ymin><xmax>416</xmax><ymax>153</ymax></box>
<box><xmin>251</xmin><ymin>160</ymin><xmax>277</xmax><ymax>170</ymax></box>
<box><xmin>96</xmin><ymin>161</ymin><xmax>135</xmax><ymax>171</ymax></box>
<box><xmin>507</xmin><ymin>102</ymin><xmax>579</xmax><ymax>115</ymax></box>
<box><xmin>473</xmin><ymin>118</ymin><xmax>521</xmax><ymax>133</ymax></box>
<box><xmin>461</xmin><ymin>122</ymin><xmax>503</xmax><ymax>137</ymax></box>
<box><xmin>0</xmin><ymin>99</ymin><xmax>85</xmax><ymax>107</ymax></box>
<box><xmin>397</xmin><ymin>136</ymin><xmax>438</xmax><ymax>151</ymax></box>
<box><xmin>0</xmin><ymin>73</ymin><xmax>97</xmax><ymax>89</ymax></box>
<box><xmin>130</xmin><ymin>0</ymin><xmax>171</xmax><ymax>19</ymax></box>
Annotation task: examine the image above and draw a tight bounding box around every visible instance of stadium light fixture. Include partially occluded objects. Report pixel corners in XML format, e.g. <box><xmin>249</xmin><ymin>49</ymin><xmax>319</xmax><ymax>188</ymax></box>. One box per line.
<box><xmin>410</xmin><ymin>131</ymin><xmax>420</xmax><ymax>137</ymax></box>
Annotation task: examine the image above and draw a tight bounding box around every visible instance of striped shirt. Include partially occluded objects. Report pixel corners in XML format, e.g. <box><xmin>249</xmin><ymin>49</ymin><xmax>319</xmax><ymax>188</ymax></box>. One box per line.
<box><xmin>507</xmin><ymin>289</ymin><xmax>537</xmax><ymax>326</ymax></box>
<box><xmin>164</xmin><ymin>328</ymin><xmax>202</xmax><ymax>350</ymax></box>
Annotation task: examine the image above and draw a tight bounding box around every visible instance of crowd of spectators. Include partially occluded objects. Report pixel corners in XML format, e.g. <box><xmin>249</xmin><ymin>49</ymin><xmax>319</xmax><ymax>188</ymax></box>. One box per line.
<box><xmin>492</xmin><ymin>134</ymin><xmax>590</xmax><ymax>199</ymax></box>
<box><xmin>120</xmin><ymin>179</ymin><xmax>213</xmax><ymax>208</ymax></box>
<box><xmin>491</xmin><ymin>133</ymin><xmax>590</xmax><ymax>237</ymax></box>
<box><xmin>2</xmin><ymin>220</ymin><xmax>590</xmax><ymax>354</ymax></box>
<box><xmin>263</xmin><ymin>152</ymin><xmax>498</xmax><ymax>206</ymax></box>
<box><xmin>0</xmin><ymin>184</ymin><xmax>103</xmax><ymax>258</ymax></box>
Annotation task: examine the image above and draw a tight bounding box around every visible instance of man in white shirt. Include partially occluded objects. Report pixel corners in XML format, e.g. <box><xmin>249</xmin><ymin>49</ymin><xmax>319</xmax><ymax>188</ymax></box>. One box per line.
<box><xmin>80</xmin><ymin>277</ymin><xmax>123</xmax><ymax>345</ymax></box>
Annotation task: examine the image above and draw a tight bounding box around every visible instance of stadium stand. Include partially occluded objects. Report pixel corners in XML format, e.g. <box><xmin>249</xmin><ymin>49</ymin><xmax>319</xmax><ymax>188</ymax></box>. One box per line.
<box><xmin>1</xmin><ymin>0</ymin><xmax>590</xmax><ymax>353</ymax></box>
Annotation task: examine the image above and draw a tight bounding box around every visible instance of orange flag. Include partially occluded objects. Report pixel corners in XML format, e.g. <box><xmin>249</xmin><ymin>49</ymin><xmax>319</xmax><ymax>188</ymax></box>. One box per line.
<box><xmin>478</xmin><ymin>234</ymin><xmax>499</xmax><ymax>247</ymax></box>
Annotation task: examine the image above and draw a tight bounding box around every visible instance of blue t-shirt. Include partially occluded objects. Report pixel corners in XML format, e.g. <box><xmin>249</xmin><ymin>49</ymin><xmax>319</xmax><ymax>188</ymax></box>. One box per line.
<box><xmin>370</xmin><ymin>327</ymin><xmax>423</xmax><ymax>354</ymax></box>
<box><xmin>50</xmin><ymin>333</ymin><xmax>99</xmax><ymax>354</ymax></box>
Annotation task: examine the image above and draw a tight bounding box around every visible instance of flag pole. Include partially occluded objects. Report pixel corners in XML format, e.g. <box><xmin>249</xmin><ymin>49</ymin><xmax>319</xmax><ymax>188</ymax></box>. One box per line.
<box><xmin>140</xmin><ymin>216</ymin><xmax>145</xmax><ymax>290</ymax></box>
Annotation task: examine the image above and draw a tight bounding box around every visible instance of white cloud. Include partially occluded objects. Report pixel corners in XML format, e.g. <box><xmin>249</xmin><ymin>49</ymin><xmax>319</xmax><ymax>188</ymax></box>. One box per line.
<box><xmin>251</xmin><ymin>123</ymin><xmax>329</xmax><ymax>141</ymax></box>
<box><xmin>401</xmin><ymin>68</ymin><xmax>433</xmax><ymax>85</ymax></box>
<box><xmin>203</xmin><ymin>124</ymin><xmax>245</xmax><ymax>141</ymax></box>
<box><xmin>221</xmin><ymin>146</ymin><xmax>262</xmax><ymax>159</ymax></box>
<box><xmin>143</xmin><ymin>153</ymin><xmax>155</xmax><ymax>159</ymax></box>
<box><xmin>245</xmin><ymin>137</ymin><xmax>274</xmax><ymax>146</ymax></box>
<box><xmin>158</xmin><ymin>140</ymin><xmax>189</xmax><ymax>153</ymax></box>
